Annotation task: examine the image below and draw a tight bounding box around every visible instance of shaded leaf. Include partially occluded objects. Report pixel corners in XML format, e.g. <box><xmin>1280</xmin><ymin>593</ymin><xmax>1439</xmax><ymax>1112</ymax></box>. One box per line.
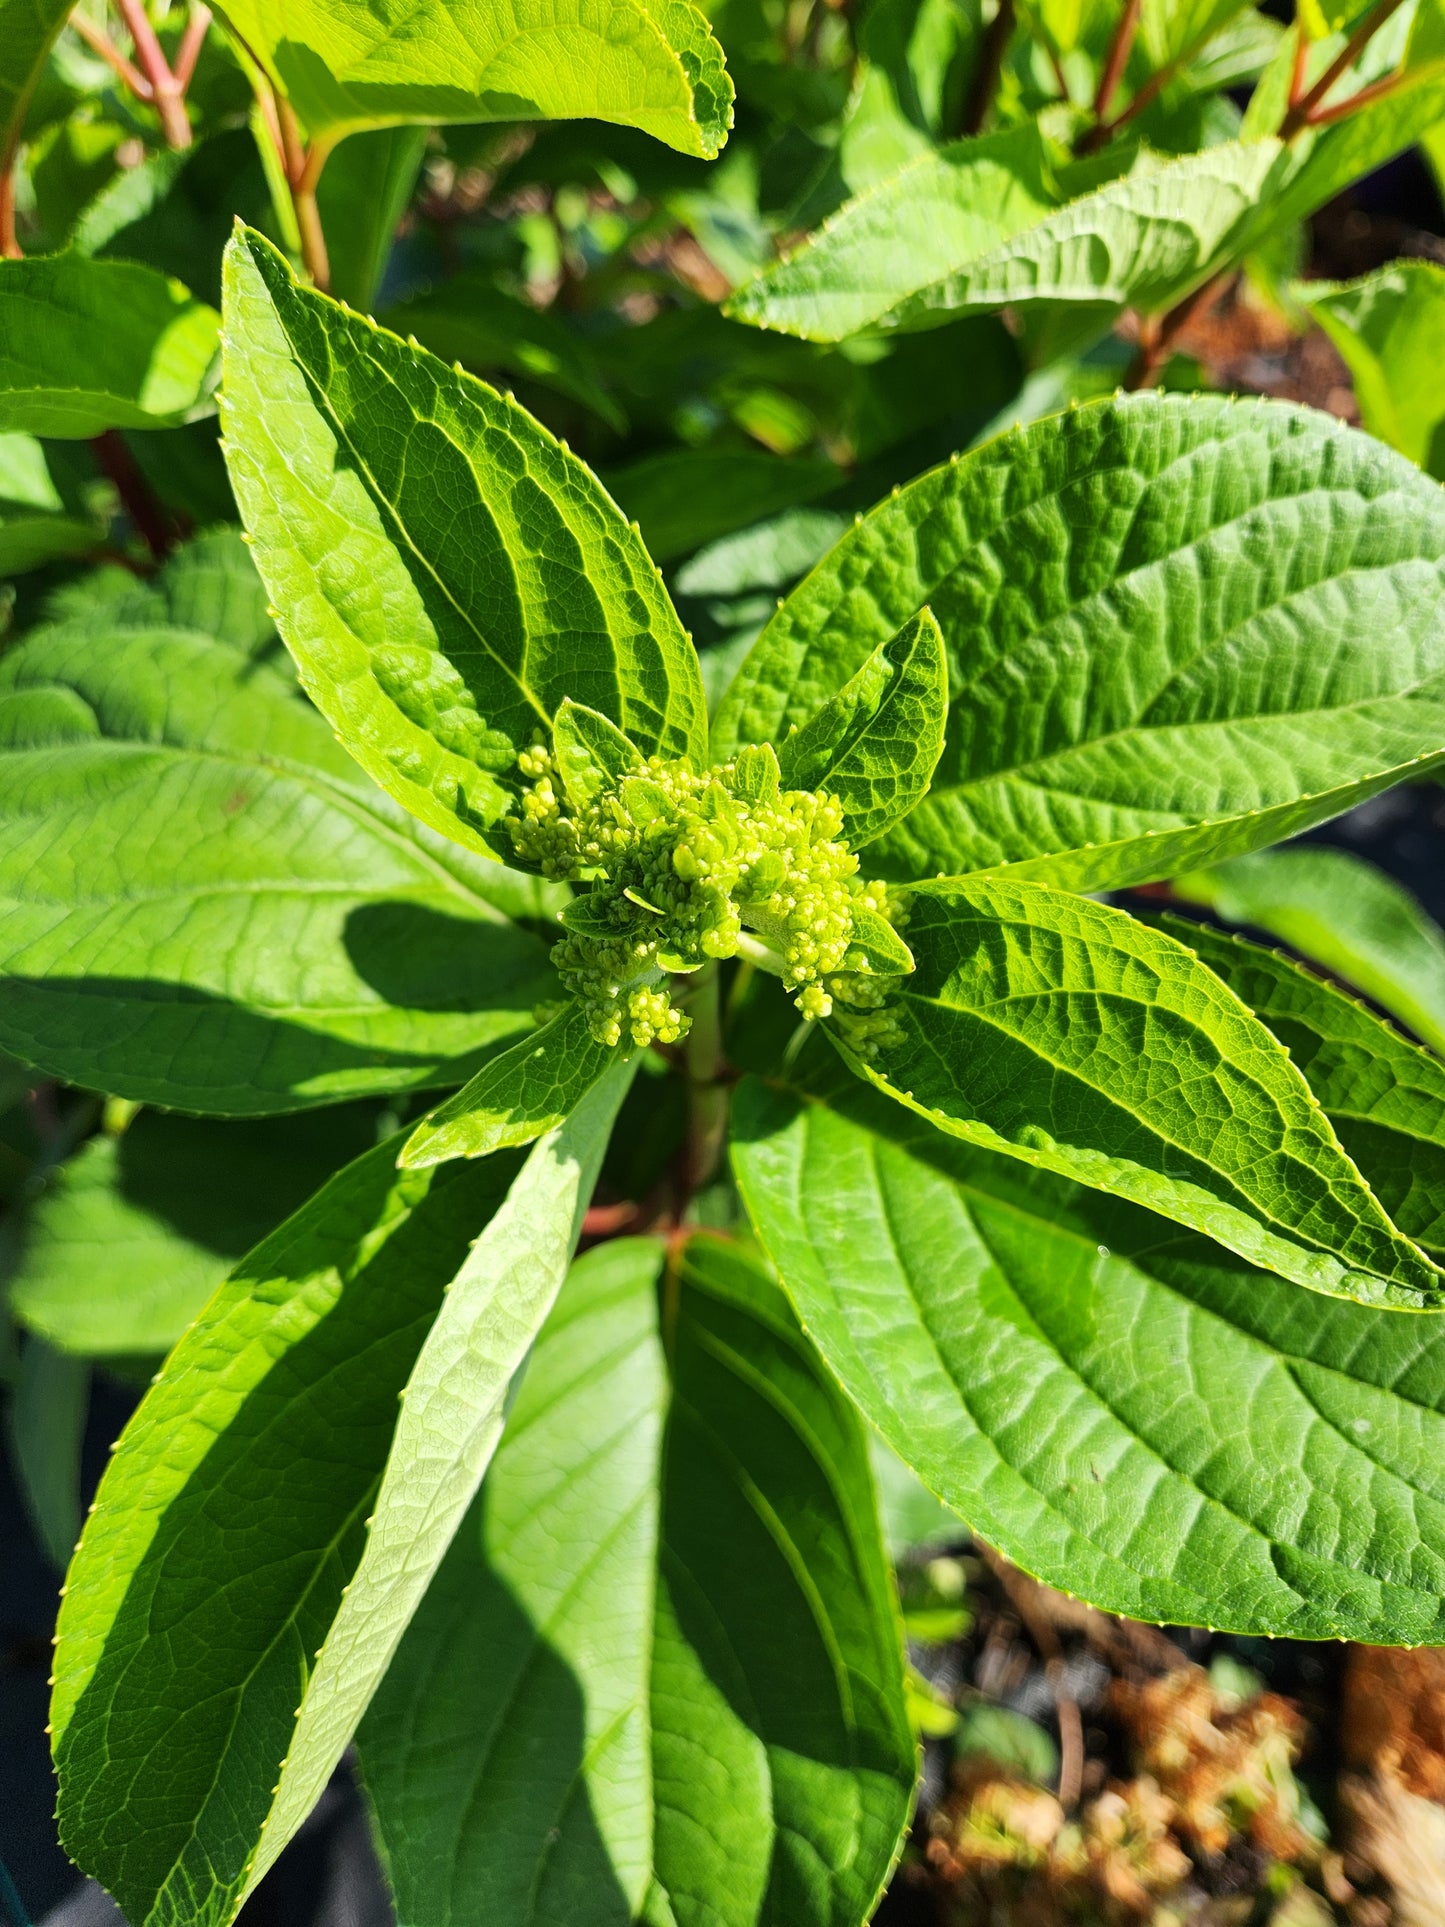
<box><xmin>715</xmin><ymin>394</ymin><xmax>1445</xmax><ymax>892</ymax></box>
<box><xmin>9</xmin><ymin>1106</ymin><xmax>381</xmax><ymax>1355</ymax></box>
<box><xmin>5</xmin><ymin>1335</ymin><xmax>87</xmax><ymax>1570</ymax></box>
<box><xmin>1300</xmin><ymin>261</ymin><xmax>1445</xmax><ymax>477</ymax></box>
<box><xmin>0</xmin><ymin>255</ymin><xmax>220</xmax><ymax>437</ymax></box>
<box><xmin>221</xmin><ymin>227</ymin><xmax>707</xmax><ymax>859</ymax></box>
<box><xmin>214</xmin><ymin>0</ymin><xmax>733</xmax><ymax>157</ymax></box>
<box><xmin>360</xmin><ymin>1233</ymin><xmax>915</xmax><ymax>1927</ymax></box>
<box><xmin>1172</xmin><ymin>847</ymin><xmax>1445</xmax><ymax>1058</ymax></box>
<box><xmin>315</xmin><ymin>124</ymin><xmax>428</xmax><ymax>313</ymax></box>
<box><xmin>777</xmin><ymin>609</ymin><xmax>946</xmax><ymax>847</ymax></box>
<box><xmin>0</xmin><ymin>623</ymin><xmax>553</xmax><ymax>1112</ymax></box>
<box><xmin>1162</xmin><ymin>914</ymin><xmax>1445</xmax><ymax>1264</ymax></box>
<box><xmin>732</xmin><ymin>1058</ymin><xmax>1445</xmax><ymax>1641</ymax></box>
<box><xmin>382</xmin><ymin>273</ymin><xmax>625</xmax><ymax>429</ymax></box>
<box><xmin>0</xmin><ymin>0</ymin><xmax>75</xmax><ymax>183</ymax></box>
<box><xmin>604</xmin><ymin>446</ymin><xmax>840</xmax><ymax>563</ymax></box>
<box><xmin>836</xmin><ymin>876</ymin><xmax>1444</xmax><ymax>1307</ymax></box>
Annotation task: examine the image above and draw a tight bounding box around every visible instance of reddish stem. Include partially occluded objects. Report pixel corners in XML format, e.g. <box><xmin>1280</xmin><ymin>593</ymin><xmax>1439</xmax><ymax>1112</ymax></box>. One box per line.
<box><xmin>173</xmin><ymin>3</ymin><xmax>213</xmax><ymax>89</ymax></box>
<box><xmin>1093</xmin><ymin>0</ymin><xmax>1142</xmax><ymax>123</ymax></box>
<box><xmin>93</xmin><ymin>429</ymin><xmax>175</xmax><ymax>561</ymax></box>
<box><xmin>1123</xmin><ymin>270</ymin><xmax>1232</xmax><ymax>389</ymax></box>
<box><xmin>1279</xmin><ymin>0</ymin><xmax>1409</xmax><ymax>136</ymax></box>
<box><xmin>1302</xmin><ymin>66</ymin><xmax>1406</xmax><ymax>125</ymax></box>
<box><xmin>962</xmin><ymin>0</ymin><xmax>1015</xmax><ymax>135</ymax></box>
<box><xmin>115</xmin><ymin>0</ymin><xmax>192</xmax><ymax>148</ymax></box>
<box><xmin>70</xmin><ymin>12</ymin><xmax>153</xmax><ymax>97</ymax></box>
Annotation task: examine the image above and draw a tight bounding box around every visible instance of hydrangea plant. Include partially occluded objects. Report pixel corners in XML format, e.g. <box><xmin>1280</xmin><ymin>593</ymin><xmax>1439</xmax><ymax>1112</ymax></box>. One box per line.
<box><xmin>4</xmin><ymin>0</ymin><xmax>1445</xmax><ymax>1921</ymax></box>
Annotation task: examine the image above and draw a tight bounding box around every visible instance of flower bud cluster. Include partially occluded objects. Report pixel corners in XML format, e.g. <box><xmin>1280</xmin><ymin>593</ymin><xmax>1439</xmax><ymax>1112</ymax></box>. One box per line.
<box><xmin>508</xmin><ymin>743</ymin><xmax>907</xmax><ymax>1051</ymax></box>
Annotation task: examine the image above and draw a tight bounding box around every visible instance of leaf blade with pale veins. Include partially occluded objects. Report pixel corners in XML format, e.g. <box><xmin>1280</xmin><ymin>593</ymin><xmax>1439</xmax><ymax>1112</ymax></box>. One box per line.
<box><xmin>731</xmin><ymin>1056</ymin><xmax>1445</xmax><ymax>1642</ymax></box>
<box><xmin>358</xmin><ymin>1234</ymin><xmax>915</xmax><ymax>1927</ymax></box>
<box><xmin>213</xmin><ymin>0</ymin><xmax>732</xmax><ymax>158</ymax></box>
<box><xmin>838</xmin><ymin>876</ymin><xmax>1444</xmax><ymax>1308</ymax></box>
<box><xmin>400</xmin><ymin>999</ymin><xmax>616</xmax><ymax>1167</ymax></box>
<box><xmin>776</xmin><ymin>609</ymin><xmax>946</xmax><ymax>848</ymax></box>
<box><xmin>1161</xmin><ymin>915</ymin><xmax>1445</xmax><ymax>1265</ymax></box>
<box><xmin>724</xmin><ymin>123</ymin><xmax>1056</xmax><ymax>342</ymax></box>
<box><xmin>52</xmin><ymin>1138</ymin><xmax>525</xmax><ymax>1927</ymax></box>
<box><xmin>0</xmin><ymin>623</ymin><xmax>553</xmax><ymax>1112</ymax></box>
<box><xmin>1172</xmin><ymin>848</ymin><xmax>1445</xmax><ymax>1058</ymax></box>
<box><xmin>221</xmin><ymin>226</ymin><xmax>707</xmax><ymax>862</ymax></box>
<box><xmin>714</xmin><ymin>393</ymin><xmax>1445</xmax><ymax>891</ymax></box>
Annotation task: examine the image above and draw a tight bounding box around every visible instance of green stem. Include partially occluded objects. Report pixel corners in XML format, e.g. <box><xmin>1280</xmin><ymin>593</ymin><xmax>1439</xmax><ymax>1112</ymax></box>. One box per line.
<box><xmin>681</xmin><ymin>963</ymin><xmax>729</xmax><ymax>1199</ymax></box>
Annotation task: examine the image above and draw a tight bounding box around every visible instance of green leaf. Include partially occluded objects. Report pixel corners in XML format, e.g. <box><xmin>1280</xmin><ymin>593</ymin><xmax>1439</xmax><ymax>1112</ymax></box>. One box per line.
<box><xmin>381</xmin><ymin>273</ymin><xmax>625</xmax><ymax>429</ymax></box>
<box><xmin>1171</xmin><ymin>847</ymin><xmax>1445</xmax><ymax>1058</ymax></box>
<box><xmin>5</xmin><ymin>1335</ymin><xmax>87</xmax><ymax>1570</ymax></box>
<box><xmin>0</xmin><ymin>429</ymin><xmax>99</xmax><ymax>574</ymax></box>
<box><xmin>730</xmin><ymin>138</ymin><xmax>1287</xmax><ymax>342</ymax></box>
<box><xmin>553</xmin><ymin>696</ymin><xmax>643</xmax><ymax>808</ymax></box>
<box><xmin>1300</xmin><ymin>261</ymin><xmax>1445</xmax><ymax>478</ymax></box>
<box><xmin>0</xmin><ymin>623</ymin><xmax>553</xmax><ymax>1112</ymax></box>
<box><xmin>724</xmin><ymin>123</ymin><xmax>1055</xmax><ymax>342</ymax></box>
<box><xmin>213</xmin><ymin>0</ymin><xmax>733</xmax><ymax>157</ymax></box>
<box><xmin>0</xmin><ymin>255</ymin><xmax>220</xmax><ymax>437</ymax></box>
<box><xmin>1161</xmin><ymin>914</ymin><xmax>1445</xmax><ymax>1264</ymax></box>
<box><xmin>776</xmin><ymin>609</ymin><xmax>946</xmax><ymax>848</ymax></box>
<box><xmin>714</xmin><ymin>393</ymin><xmax>1445</xmax><ymax>892</ymax></box>
<box><xmin>835</xmin><ymin>876</ymin><xmax>1444</xmax><ymax>1308</ymax></box>
<box><xmin>51</xmin><ymin>1136</ymin><xmax>524</xmax><ymax>1927</ymax></box>
<box><xmin>604</xmin><ymin>446</ymin><xmax>841</xmax><ymax>564</ymax></box>
<box><xmin>400</xmin><ymin>999</ymin><xmax>617</xmax><ymax>1167</ymax></box>
<box><xmin>9</xmin><ymin>1105</ymin><xmax>380</xmax><ymax>1355</ymax></box>
<box><xmin>221</xmin><ymin>226</ymin><xmax>708</xmax><ymax>861</ymax></box>
<box><xmin>0</xmin><ymin>0</ymin><xmax>74</xmax><ymax>182</ymax></box>
<box><xmin>359</xmin><ymin>1233</ymin><xmax>915</xmax><ymax>1927</ymax></box>
<box><xmin>732</xmin><ymin>1057</ymin><xmax>1445</xmax><ymax>1641</ymax></box>
<box><xmin>234</xmin><ymin>1061</ymin><xmax>633</xmax><ymax>1910</ymax></box>
<box><xmin>315</xmin><ymin>124</ymin><xmax>428</xmax><ymax>313</ymax></box>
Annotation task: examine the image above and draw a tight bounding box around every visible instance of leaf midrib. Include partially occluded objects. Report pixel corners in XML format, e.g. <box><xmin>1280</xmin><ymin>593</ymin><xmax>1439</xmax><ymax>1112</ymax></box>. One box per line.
<box><xmin>287</xmin><ymin>334</ymin><xmax>552</xmax><ymax>734</ymax></box>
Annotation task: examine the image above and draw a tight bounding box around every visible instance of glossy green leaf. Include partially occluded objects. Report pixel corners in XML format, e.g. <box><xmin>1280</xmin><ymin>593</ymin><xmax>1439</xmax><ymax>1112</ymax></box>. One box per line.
<box><xmin>1172</xmin><ymin>847</ymin><xmax>1445</xmax><ymax>1058</ymax></box>
<box><xmin>776</xmin><ymin>609</ymin><xmax>946</xmax><ymax>848</ymax></box>
<box><xmin>214</xmin><ymin>0</ymin><xmax>733</xmax><ymax>157</ymax></box>
<box><xmin>732</xmin><ymin>1057</ymin><xmax>1445</xmax><ymax>1641</ymax></box>
<box><xmin>6</xmin><ymin>1335</ymin><xmax>87</xmax><ymax>1570</ymax></box>
<box><xmin>0</xmin><ymin>511</ymin><xmax>99</xmax><ymax>576</ymax></box>
<box><xmin>50</xmin><ymin>1136</ymin><xmax>524</xmax><ymax>1927</ymax></box>
<box><xmin>0</xmin><ymin>623</ymin><xmax>553</xmax><ymax>1112</ymax></box>
<box><xmin>221</xmin><ymin>227</ymin><xmax>707</xmax><ymax>861</ymax></box>
<box><xmin>836</xmin><ymin>877</ymin><xmax>1444</xmax><ymax>1308</ymax></box>
<box><xmin>725</xmin><ymin>123</ymin><xmax>1055</xmax><ymax>342</ymax></box>
<box><xmin>9</xmin><ymin>1105</ymin><xmax>380</xmax><ymax>1355</ymax></box>
<box><xmin>360</xmin><ymin>1233</ymin><xmax>914</xmax><ymax>1927</ymax></box>
<box><xmin>382</xmin><ymin>274</ymin><xmax>625</xmax><ymax>429</ymax></box>
<box><xmin>731</xmin><ymin>138</ymin><xmax>1286</xmax><ymax>341</ymax></box>
<box><xmin>0</xmin><ymin>255</ymin><xmax>220</xmax><ymax>437</ymax></box>
<box><xmin>236</xmin><ymin>1061</ymin><xmax>633</xmax><ymax>1908</ymax></box>
<box><xmin>553</xmin><ymin>696</ymin><xmax>643</xmax><ymax>808</ymax></box>
<box><xmin>400</xmin><ymin>999</ymin><xmax>616</xmax><ymax>1167</ymax></box>
<box><xmin>715</xmin><ymin>393</ymin><xmax>1445</xmax><ymax>892</ymax></box>
<box><xmin>1162</xmin><ymin>915</ymin><xmax>1445</xmax><ymax>1263</ymax></box>
<box><xmin>1300</xmin><ymin>261</ymin><xmax>1445</xmax><ymax>477</ymax></box>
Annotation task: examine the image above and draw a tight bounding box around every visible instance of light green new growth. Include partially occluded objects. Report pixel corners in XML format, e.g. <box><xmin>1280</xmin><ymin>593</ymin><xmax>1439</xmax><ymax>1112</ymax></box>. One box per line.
<box><xmin>509</xmin><ymin>734</ymin><xmax>909</xmax><ymax>1049</ymax></box>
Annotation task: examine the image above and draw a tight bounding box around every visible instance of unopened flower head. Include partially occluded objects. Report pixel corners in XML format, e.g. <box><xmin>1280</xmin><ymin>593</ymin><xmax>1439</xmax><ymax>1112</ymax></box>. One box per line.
<box><xmin>508</xmin><ymin>742</ymin><xmax>906</xmax><ymax>1052</ymax></box>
